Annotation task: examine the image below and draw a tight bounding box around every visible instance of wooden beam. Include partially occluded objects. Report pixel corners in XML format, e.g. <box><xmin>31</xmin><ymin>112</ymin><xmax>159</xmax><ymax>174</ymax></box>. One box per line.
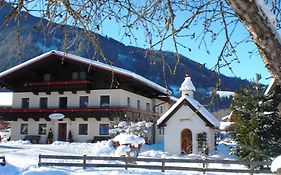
<box><xmin>69</xmin><ymin>117</ymin><xmax>75</xmax><ymax>121</ymax></box>
<box><xmin>32</xmin><ymin>117</ymin><xmax>39</xmax><ymax>121</ymax></box>
<box><xmin>71</xmin><ymin>91</ymin><xmax>77</xmax><ymax>94</ymax></box>
<box><xmin>82</xmin><ymin>117</ymin><xmax>88</xmax><ymax>121</ymax></box>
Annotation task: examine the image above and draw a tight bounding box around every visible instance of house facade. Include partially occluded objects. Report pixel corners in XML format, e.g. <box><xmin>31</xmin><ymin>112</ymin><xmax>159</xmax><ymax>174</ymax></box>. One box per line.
<box><xmin>0</xmin><ymin>51</ymin><xmax>173</xmax><ymax>143</ymax></box>
<box><xmin>157</xmin><ymin>77</ymin><xmax>220</xmax><ymax>155</ymax></box>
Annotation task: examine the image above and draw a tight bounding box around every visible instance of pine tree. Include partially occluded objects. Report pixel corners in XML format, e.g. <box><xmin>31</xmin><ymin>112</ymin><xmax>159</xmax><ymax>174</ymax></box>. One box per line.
<box><xmin>231</xmin><ymin>83</ymin><xmax>281</xmax><ymax>161</ymax></box>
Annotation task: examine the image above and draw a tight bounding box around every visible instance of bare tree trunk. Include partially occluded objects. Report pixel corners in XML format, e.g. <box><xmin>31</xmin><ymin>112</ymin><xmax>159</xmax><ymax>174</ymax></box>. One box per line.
<box><xmin>227</xmin><ymin>0</ymin><xmax>281</xmax><ymax>84</ymax></box>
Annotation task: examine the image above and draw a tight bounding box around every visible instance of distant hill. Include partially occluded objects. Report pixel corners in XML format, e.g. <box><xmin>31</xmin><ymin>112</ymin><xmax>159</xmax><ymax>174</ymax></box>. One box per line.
<box><xmin>0</xmin><ymin>4</ymin><xmax>249</xmax><ymax>112</ymax></box>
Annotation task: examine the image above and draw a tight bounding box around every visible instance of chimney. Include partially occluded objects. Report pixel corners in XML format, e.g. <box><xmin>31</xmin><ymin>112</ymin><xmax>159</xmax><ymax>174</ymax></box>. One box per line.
<box><xmin>179</xmin><ymin>76</ymin><xmax>195</xmax><ymax>98</ymax></box>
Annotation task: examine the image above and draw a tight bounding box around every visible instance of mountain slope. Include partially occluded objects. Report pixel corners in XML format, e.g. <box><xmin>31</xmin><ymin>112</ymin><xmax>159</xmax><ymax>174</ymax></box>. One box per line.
<box><xmin>0</xmin><ymin>5</ymin><xmax>249</xmax><ymax>112</ymax></box>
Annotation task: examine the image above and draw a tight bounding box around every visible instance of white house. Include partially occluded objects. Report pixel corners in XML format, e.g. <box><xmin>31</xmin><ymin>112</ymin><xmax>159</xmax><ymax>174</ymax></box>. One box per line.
<box><xmin>157</xmin><ymin>77</ymin><xmax>220</xmax><ymax>155</ymax></box>
<box><xmin>0</xmin><ymin>50</ymin><xmax>174</xmax><ymax>143</ymax></box>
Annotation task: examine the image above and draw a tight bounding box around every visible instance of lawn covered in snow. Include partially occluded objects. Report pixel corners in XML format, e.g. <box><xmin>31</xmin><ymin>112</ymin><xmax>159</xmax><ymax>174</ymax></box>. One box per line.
<box><xmin>0</xmin><ymin>138</ymin><xmax>252</xmax><ymax>175</ymax></box>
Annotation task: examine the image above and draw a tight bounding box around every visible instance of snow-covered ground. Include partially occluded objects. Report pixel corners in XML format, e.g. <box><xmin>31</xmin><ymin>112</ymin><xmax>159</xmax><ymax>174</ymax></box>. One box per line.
<box><xmin>0</xmin><ymin>138</ymin><xmax>273</xmax><ymax>175</ymax></box>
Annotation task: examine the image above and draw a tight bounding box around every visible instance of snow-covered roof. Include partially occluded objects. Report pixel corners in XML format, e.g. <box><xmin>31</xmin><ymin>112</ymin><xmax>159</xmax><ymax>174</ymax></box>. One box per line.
<box><xmin>157</xmin><ymin>95</ymin><xmax>220</xmax><ymax>128</ymax></box>
<box><xmin>0</xmin><ymin>92</ymin><xmax>12</xmax><ymax>106</ymax></box>
<box><xmin>0</xmin><ymin>50</ymin><xmax>171</xmax><ymax>96</ymax></box>
<box><xmin>179</xmin><ymin>77</ymin><xmax>195</xmax><ymax>91</ymax></box>
<box><xmin>264</xmin><ymin>78</ymin><xmax>277</xmax><ymax>95</ymax></box>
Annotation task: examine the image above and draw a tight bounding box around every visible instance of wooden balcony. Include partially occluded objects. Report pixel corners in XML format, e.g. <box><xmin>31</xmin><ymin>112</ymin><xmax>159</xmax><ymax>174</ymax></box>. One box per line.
<box><xmin>26</xmin><ymin>80</ymin><xmax>93</xmax><ymax>94</ymax></box>
<box><xmin>0</xmin><ymin>106</ymin><xmax>161</xmax><ymax>122</ymax></box>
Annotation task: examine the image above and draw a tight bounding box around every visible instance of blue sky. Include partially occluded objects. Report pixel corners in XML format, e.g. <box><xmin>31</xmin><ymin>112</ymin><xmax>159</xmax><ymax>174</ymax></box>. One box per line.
<box><xmin>97</xmin><ymin>18</ymin><xmax>271</xmax><ymax>85</ymax></box>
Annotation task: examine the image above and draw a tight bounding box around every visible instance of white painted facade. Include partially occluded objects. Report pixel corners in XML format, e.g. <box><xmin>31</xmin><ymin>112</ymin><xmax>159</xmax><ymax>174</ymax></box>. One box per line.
<box><xmin>0</xmin><ymin>51</ymin><xmax>175</xmax><ymax>144</ymax></box>
<box><xmin>163</xmin><ymin>106</ymin><xmax>216</xmax><ymax>155</ymax></box>
<box><xmin>10</xmin><ymin>89</ymin><xmax>171</xmax><ymax>143</ymax></box>
<box><xmin>12</xmin><ymin>89</ymin><xmax>155</xmax><ymax>111</ymax></box>
<box><xmin>11</xmin><ymin>117</ymin><xmax>111</xmax><ymax>143</ymax></box>
<box><xmin>158</xmin><ymin>77</ymin><xmax>219</xmax><ymax>155</ymax></box>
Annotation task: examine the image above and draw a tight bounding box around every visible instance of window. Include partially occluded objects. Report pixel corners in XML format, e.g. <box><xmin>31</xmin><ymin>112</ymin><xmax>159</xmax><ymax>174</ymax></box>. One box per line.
<box><xmin>22</xmin><ymin>98</ymin><xmax>29</xmax><ymax>109</ymax></box>
<box><xmin>79</xmin><ymin>124</ymin><xmax>88</xmax><ymax>135</ymax></box>
<box><xmin>99</xmin><ymin>124</ymin><xmax>109</xmax><ymax>135</ymax></box>
<box><xmin>79</xmin><ymin>71</ymin><xmax>86</xmax><ymax>80</ymax></box>
<box><xmin>100</xmin><ymin>95</ymin><xmax>110</xmax><ymax>107</ymax></box>
<box><xmin>59</xmin><ymin>97</ymin><xmax>67</xmax><ymax>108</ymax></box>
<box><xmin>160</xmin><ymin>105</ymin><xmax>163</xmax><ymax>114</ymax></box>
<box><xmin>20</xmin><ymin>124</ymin><xmax>28</xmax><ymax>134</ymax></box>
<box><xmin>72</xmin><ymin>71</ymin><xmax>86</xmax><ymax>80</ymax></box>
<box><xmin>159</xmin><ymin>127</ymin><xmax>165</xmax><ymax>135</ymax></box>
<box><xmin>146</xmin><ymin>103</ymin><xmax>150</xmax><ymax>112</ymax></box>
<box><xmin>127</xmin><ymin>97</ymin><xmax>131</xmax><ymax>107</ymax></box>
<box><xmin>40</xmin><ymin>97</ymin><xmax>48</xmax><ymax>109</ymax></box>
<box><xmin>137</xmin><ymin>100</ymin><xmax>140</xmax><ymax>109</ymax></box>
<box><xmin>79</xmin><ymin>96</ymin><xmax>89</xmax><ymax>107</ymax></box>
<box><xmin>44</xmin><ymin>73</ymin><xmax>51</xmax><ymax>82</ymax></box>
<box><xmin>72</xmin><ymin>72</ymin><xmax>79</xmax><ymax>80</ymax></box>
<box><xmin>154</xmin><ymin>106</ymin><xmax>159</xmax><ymax>113</ymax></box>
<box><xmin>197</xmin><ymin>132</ymin><xmax>208</xmax><ymax>154</ymax></box>
<box><xmin>38</xmin><ymin>124</ymin><xmax>47</xmax><ymax>135</ymax></box>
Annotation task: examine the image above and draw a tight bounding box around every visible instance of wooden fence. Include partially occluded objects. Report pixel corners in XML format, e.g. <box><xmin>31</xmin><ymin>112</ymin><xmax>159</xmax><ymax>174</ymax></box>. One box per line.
<box><xmin>38</xmin><ymin>154</ymin><xmax>273</xmax><ymax>174</ymax></box>
<box><xmin>0</xmin><ymin>156</ymin><xmax>5</xmax><ymax>166</ymax></box>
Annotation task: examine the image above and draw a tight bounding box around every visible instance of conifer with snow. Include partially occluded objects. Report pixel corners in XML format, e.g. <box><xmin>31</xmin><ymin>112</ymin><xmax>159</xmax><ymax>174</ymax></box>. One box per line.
<box><xmin>231</xmin><ymin>83</ymin><xmax>281</xmax><ymax>161</ymax></box>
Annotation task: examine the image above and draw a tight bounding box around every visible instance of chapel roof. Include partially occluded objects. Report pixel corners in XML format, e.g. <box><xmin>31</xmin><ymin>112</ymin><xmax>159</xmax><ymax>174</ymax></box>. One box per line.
<box><xmin>157</xmin><ymin>95</ymin><xmax>220</xmax><ymax>128</ymax></box>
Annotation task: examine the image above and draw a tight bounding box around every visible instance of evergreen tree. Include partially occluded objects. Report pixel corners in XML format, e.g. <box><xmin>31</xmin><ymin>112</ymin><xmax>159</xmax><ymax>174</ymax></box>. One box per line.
<box><xmin>231</xmin><ymin>83</ymin><xmax>281</xmax><ymax>161</ymax></box>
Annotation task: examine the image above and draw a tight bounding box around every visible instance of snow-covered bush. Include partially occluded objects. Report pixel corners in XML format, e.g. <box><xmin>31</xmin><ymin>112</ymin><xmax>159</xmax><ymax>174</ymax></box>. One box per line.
<box><xmin>109</xmin><ymin>121</ymin><xmax>153</xmax><ymax>142</ymax></box>
<box><xmin>271</xmin><ymin>155</ymin><xmax>281</xmax><ymax>173</ymax></box>
<box><xmin>112</xmin><ymin>133</ymin><xmax>145</xmax><ymax>158</ymax></box>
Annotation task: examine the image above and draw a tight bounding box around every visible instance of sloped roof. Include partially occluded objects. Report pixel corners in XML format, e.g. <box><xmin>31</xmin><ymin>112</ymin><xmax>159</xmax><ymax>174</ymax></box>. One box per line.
<box><xmin>157</xmin><ymin>95</ymin><xmax>220</xmax><ymax>128</ymax></box>
<box><xmin>0</xmin><ymin>50</ymin><xmax>171</xmax><ymax>96</ymax></box>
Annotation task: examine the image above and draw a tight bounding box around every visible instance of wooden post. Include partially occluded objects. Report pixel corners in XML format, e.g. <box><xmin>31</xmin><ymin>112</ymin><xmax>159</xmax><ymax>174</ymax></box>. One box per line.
<box><xmin>125</xmin><ymin>157</ymin><xmax>128</xmax><ymax>170</ymax></box>
<box><xmin>38</xmin><ymin>154</ymin><xmax>41</xmax><ymax>167</ymax></box>
<box><xmin>249</xmin><ymin>163</ymin><xmax>254</xmax><ymax>175</ymax></box>
<box><xmin>161</xmin><ymin>159</ymin><xmax>165</xmax><ymax>172</ymax></box>
<box><xmin>83</xmin><ymin>155</ymin><xmax>87</xmax><ymax>170</ymax></box>
<box><xmin>202</xmin><ymin>158</ymin><xmax>206</xmax><ymax>174</ymax></box>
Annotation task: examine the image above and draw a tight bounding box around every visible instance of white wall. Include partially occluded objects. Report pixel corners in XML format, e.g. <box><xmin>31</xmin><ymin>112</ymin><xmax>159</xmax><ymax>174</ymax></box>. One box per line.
<box><xmin>164</xmin><ymin>105</ymin><xmax>216</xmax><ymax>155</ymax></box>
<box><xmin>10</xmin><ymin>117</ymin><xmax>111</xmax><ymax>143</ymax></box>
<box><xmin>11</xmin><ymin>89</ymin><xmax>171</xmax><ymax>144</ymax></box>
<box><xmin>12</xmin><ymin>89</ymin><xmax>162</xmax><ymax>112</ymax></box>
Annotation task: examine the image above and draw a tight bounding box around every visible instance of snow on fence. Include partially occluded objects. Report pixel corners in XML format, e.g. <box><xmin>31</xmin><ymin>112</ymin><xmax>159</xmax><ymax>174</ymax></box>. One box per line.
<box><xmin>38</xmin><ymin>154</ymin><xmax>273</xmax><ymax>174</ymax></box>
<box><xmin>0</xmin><ymin>156</ymin><xmax>5</xmax><ymax>166</ymax></box>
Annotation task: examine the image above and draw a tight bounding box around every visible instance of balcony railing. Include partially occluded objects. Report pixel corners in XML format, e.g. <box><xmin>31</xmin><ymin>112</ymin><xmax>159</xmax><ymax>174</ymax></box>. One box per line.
<box><xmin>0</xmin><ymin>105</ymin><xmax>161</xmax><ymax>120</ymax></box>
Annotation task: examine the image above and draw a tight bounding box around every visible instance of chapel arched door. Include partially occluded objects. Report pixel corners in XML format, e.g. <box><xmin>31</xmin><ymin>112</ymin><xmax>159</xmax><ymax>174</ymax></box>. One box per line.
<box><xmin>181</xmin><ymin>128</ymin><xmax>192</xmax><ymax>154</ymax></box>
